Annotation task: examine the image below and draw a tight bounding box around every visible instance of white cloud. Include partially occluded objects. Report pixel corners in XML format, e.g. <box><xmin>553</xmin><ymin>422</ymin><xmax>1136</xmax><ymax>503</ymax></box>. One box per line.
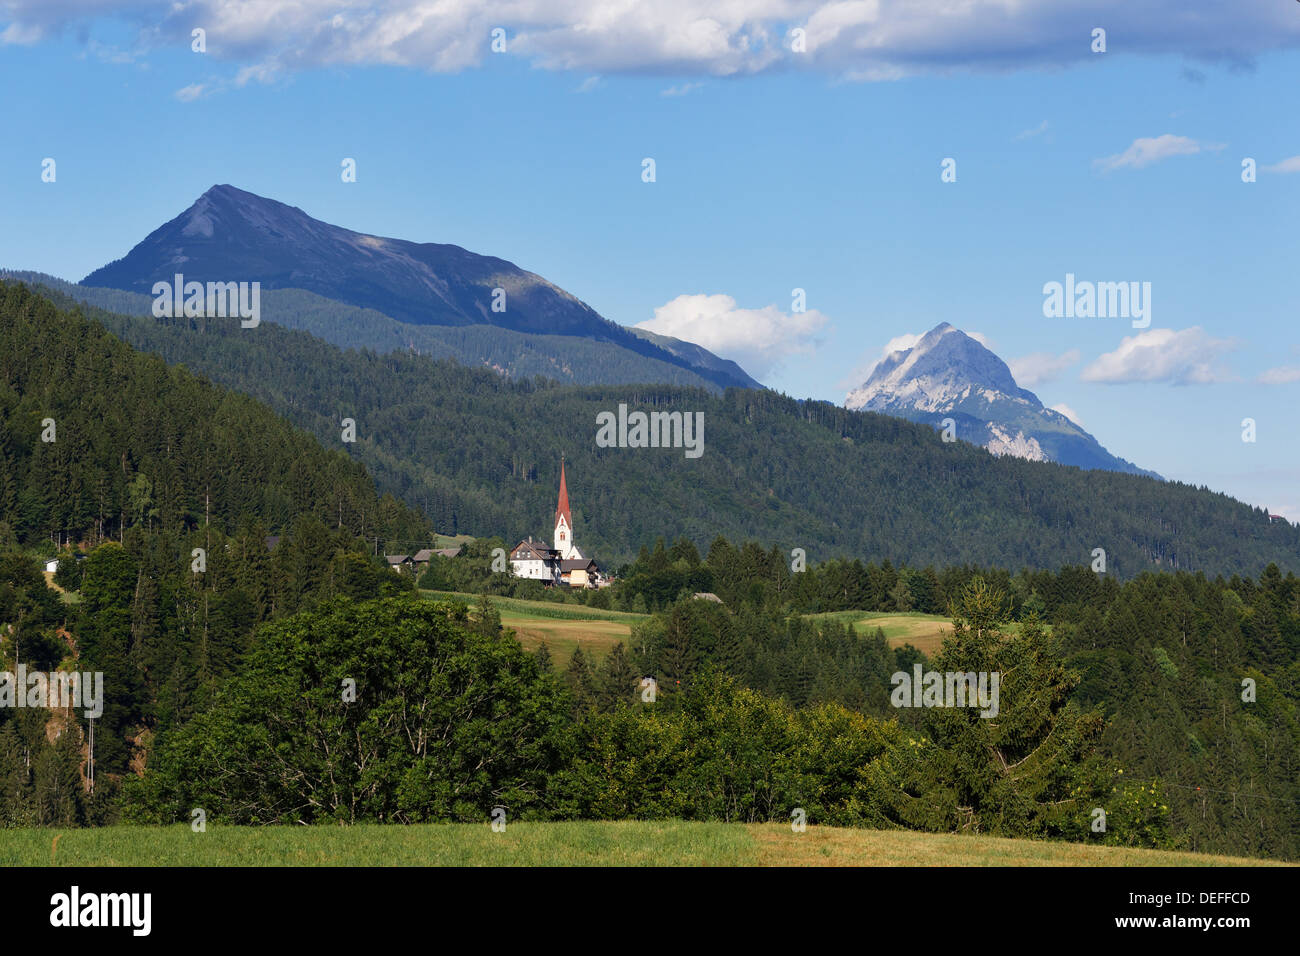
<box><xmin>174</xmin><ymin>83</ymin><xmax>207</xmax><ymax>102</ymax></box>
<box><xmin>1262</xmin><ymin>155</ymin><xmax>1300</xmax><ymax>174</ymax></box>
<box><xmin>636</xmin><ymin>293</ymin><xmax>828</xmax><ymax>378</ymax></box>
<box><xmin>1094</xmin><ymin>134</ymin><xmax>1225</xmax><ymax>172</ymax></box>
<box><xmin>3</xmin><ymin>2</ymin><xmax>1298</xmax><ymax>79</ymax></box>
<box><xmin>880</xmin><ymin>331</ymin><xmax>923</xmax><ymax>357</ymax></box>
<box><xmin>1049</xmin><ymin>403</ymin><xmax>1083</xmax><ymax>427</ymax></box>
<box><xmin>574</xmin><ymin>75</ymin><xmax>602</xmax><ymax>93</ymax></box>
<box><xmin>1081</xmin><ymin>327</ymin><xmax>1236</xmax><ymax>385</ymax></box>
<box><xmin>661</xmin><ymin>82</ymin><xmax>703</xmax><ymax>96</ymax></box>
<box><xmin>1</xmin><ymin>20</ymin><xmax>41</xmax><ymax>44</ymax></box>
<box><xmin>1009</xmin><ymin>349</ymin><xmax>1081</xmax><ymax>387</ymax></box>
<box><xmin>837</xmin><ymin>331</ymin><xmax>919</xmax><ymax>388</ymax></box>
<box><xmin>1015</xmin><ymin>120</ymin><xmax>1048</xmax><ymax>140</ymax></box>
<box><xmin>1258</xmin><ymin>365</ymin><xmax>1300</xmax><ymax>385</ymax></box>
<box><xmin>84</xmin><ymin>39</ymin><xmax>141</xmax><ymax>64</ymax></box>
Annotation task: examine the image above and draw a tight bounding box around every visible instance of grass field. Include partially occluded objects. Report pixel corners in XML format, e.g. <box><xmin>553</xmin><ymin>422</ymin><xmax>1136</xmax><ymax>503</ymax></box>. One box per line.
<box><xmin>804</xmin><ymin>611</ymin><xmax>952</xmax><ymax>656</ymax></box>
<box><xmin>499</xmin><ymin>610</ymin><xmax>631</xmax><ymax>663</ymax></box>
<box><xmin>803</xmin><ymin>611</ymin><xmax>1051</xmax><ymax>657</ymax></box>
<box><xmin>2</xmin><ymin>823</ymin><xmax>1285</xmax><ymax>867</ymax></box>
<box><xmin>421</xmin><ymin>590</ymin><xmax>647</xmax><ymax>664</ymax></box>
<box><xmin>424</xmin><ymin>596</ymin><xmax>1029</xmax><ymax>664</ymax></box>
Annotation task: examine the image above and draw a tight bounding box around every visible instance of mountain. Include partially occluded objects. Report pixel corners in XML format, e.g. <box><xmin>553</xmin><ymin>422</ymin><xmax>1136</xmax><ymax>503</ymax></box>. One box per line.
<box><xmin>11</xmin><ymin>280</ymin><xmax>1298</xmax><ymax>577</ymax></box>
<box><xmin>79</xmin><ymin>185</ymin><xmax>762</xmax><ymax>391</ymax></box>
<box><xmin>628</xmin><ymin>326</ymin><xmax>758</xmax><ymax>389</ymax></box>
<box><xmin>5</xmin><ymin>271</ymin><xmax>751</xmax><ymax>393</ymax></box>
<box><xmin>845</xmin><ymin>323</ymin><xmax>1157</xmax><ymax>477</ymax></box>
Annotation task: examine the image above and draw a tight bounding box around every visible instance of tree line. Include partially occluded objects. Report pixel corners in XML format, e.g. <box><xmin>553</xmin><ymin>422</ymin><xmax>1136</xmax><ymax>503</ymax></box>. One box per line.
<box><xmin>129</xmin><ymin>586</ymin><xmax>1169</xmax><ymax>852</ymax></box>
<box><xmin>12</xmin><ymin>279</ymin><xmax>1299</xmax><ymax>577</ymax></box>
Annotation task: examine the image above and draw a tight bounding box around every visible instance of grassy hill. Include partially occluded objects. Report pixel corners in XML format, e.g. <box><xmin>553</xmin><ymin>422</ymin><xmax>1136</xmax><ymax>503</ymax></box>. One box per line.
<box><xmin>804</xmin><ymin>610</ymin><xmax>951</xmax><ymax>656</ymax></box>
<box><xmin>4</xmin><ymin>822</ymin><xmax>1288</xmax><ymax>867</ymax></box>
<box><xmin>422</xmin><ymin>589</ymin><xmax>646</xmax><ymax>664</ymax></box>
<box><xmin>801</xmin><ymin>610</ymin><xmax>1052</xmax><ymax>657</ymax></box>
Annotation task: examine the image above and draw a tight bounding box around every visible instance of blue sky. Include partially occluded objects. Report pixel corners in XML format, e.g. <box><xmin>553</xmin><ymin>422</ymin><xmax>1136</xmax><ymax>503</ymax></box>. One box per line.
<box><xmin>2</xmin><ymin>2</ymin><xmax>1298</xmax><ymax>519</ymax></box>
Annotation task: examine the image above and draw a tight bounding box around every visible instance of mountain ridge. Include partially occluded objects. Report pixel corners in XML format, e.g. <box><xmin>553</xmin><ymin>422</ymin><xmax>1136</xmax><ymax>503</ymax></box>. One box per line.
<box><xmin>10</xmin><ymin>279</ymin><xmax>1295</xmax><ymax>577</ymax></box>
<box><xmin>79</xmin><ymin>185</ymin><xmax>763</xmax><ymax>391</ymax></box>
<box><xmin>846</xmin><ymin>323</ymin><xmax>1158</xmax><ymax>477</ymax></box>
<box><xmin>4</xmin><ymin>271</ymin><xmax>751</xmax><ymax>392</ymax></box>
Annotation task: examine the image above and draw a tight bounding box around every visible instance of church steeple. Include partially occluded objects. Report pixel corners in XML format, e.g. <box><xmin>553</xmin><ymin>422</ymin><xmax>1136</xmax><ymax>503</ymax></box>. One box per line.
<box><xmin>554</xmin><ymin>458</ymin><xmax>575</xmax><ymax>559</ymax></box>
<box><xmin>554</xmin><ymin>457</ymin><xmax>571</xmax><ymax>529</ymax></box>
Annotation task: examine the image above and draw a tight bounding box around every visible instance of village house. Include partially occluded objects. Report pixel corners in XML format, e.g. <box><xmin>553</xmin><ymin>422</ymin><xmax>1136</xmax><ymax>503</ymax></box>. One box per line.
<box><xmin>387</xmin><ymin>546</ymin><xmax>461</xmax><ymax>573</ymax></box>
<box><xmin>509</xmin><ymin>460</ymin><xmax>604</xmax><ymax>588</ymax></box>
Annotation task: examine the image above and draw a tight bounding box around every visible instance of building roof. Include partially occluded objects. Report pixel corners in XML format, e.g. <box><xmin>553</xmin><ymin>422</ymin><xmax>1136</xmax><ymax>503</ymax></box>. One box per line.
<box><xmin>560</xmin><ymin>558</ymin><xmax>597</xmax><ymax>571</ymax></box>
<box><xmin>412</xmin><ymin>548</ymin><xmax>434</xmax><ymax>562</ymax></box>
<box><xmin>555</xmin><ymin>458</ymin><xmax>571</xmax><ymax>529</ymax></box>
<box><xmin>433</xmin><ymin>547</ymin><xmax>461</xmax><ymax>558</ymax></box>
<box><xmin>511</xmin><ymin>540</ymin><xmax>557</xmax><ymax>561</ymax></box>
<box><xmin>385</xmin><ymin>554</ymin><xmax>410</xmax><ymax>565</ymax></box>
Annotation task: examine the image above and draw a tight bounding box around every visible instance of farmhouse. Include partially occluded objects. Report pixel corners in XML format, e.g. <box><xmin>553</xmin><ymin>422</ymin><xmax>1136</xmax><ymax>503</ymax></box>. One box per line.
<box><xmin>509</xmin><ymin>460</ymin><xmax>604</xmax><ymax>588</ymax></box>
<box><xmin>387</xmin><ymin>546</ymin><xmax>461</xmax><ymax>574</ymax></box>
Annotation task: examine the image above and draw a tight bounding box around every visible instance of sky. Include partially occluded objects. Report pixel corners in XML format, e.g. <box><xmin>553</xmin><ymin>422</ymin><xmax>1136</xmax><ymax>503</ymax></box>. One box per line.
<box><xmin>1</xmin><ymin>1</ymin><xmax>1298</xmax><ymax>518</ymax></box>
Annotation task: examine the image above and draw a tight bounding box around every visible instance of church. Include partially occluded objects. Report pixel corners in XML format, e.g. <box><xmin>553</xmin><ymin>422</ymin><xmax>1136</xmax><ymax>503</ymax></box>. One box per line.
<box><xmin>509</xmin><ymin>460</ymin><xmax>604</xmax><ymax>588</ymax></box>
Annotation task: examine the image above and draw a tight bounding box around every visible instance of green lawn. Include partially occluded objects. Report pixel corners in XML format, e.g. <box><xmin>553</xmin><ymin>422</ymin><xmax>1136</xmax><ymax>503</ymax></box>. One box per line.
<box><xmin>421</xmin><ymin>590</ymin><xmax>648</xmax><ymax>665</ymax></box>
<box><xmin>804</xmin><ymin>610</ymin><xmax>952</xmax><ymax>655</ymax></box>
<box><xmin>421</xmin><ymin>590</ymin><xmax>647</xmax><ymax>623</ymax></box>
<box><xmin>802</xmin><ymin>611</ymin><xmax>1050</xmax><ymax>657</ymax></box>
<box><xmin>3</xmin><ymin>822</ymin><xmax>1286</xmax><ymax>867</ymax></box>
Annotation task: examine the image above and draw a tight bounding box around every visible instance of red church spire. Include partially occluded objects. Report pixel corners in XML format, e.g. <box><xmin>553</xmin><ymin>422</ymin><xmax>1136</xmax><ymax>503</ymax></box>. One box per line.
<box><xmin>554</xmin><ymin>458</ymin><xmax>572</xmax><ymax>529</ymax></box>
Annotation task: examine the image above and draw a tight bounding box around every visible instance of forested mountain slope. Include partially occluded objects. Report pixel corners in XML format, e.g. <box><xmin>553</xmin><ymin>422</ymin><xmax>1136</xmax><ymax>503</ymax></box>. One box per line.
<box><xmin>0</xmin><ymin>281</ymin><xmax>427</xmax><ymax>546</ymax></box>
<box><xmin>3</xmin><ymin>271</ymin><xmax>744</xmax><ymax>392</ymax></box>
<box><xmin>7</xmin><ymin>280</ymin><xmax>1299</xmax><ymax>577</ymax></box>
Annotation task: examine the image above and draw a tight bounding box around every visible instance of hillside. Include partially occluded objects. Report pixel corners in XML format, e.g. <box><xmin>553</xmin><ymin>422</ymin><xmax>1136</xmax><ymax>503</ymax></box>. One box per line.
<box><xmin>7</xmin><ymin>280</ymin><xmax>1299</xmax><ymax>576</ymax></box>
<box><xmin>71</xmin><ymin>185</ymin><xmax>761</xmax><ymax>391</ymax></box>
<box><xmin>422</xmin><ymin>589</ymin><xmax>647</xmax><ymax>664</ymax></box>
<box><xmin>3</xmin><ymin>822</ymin><xmax>1286</xmax><ymax>867</ymax></box>
<box><xmin>0</xmin><ymin>280</ymin><xmax>427</xmax><ymax>546</ymax></box>
<box><xmin>3</xmin><ymin>272</ymin><xmax>748</xmax><ymax>393</ymax></box>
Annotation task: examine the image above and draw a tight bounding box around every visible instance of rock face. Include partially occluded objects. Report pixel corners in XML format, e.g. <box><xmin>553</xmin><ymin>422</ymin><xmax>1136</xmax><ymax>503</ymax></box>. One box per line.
<box><xmin>82</xmin><ymin>185</ymin><xmax>762</xmax><ymax>391</ymax></box>
<box><xmin>845</xmin><ymin>323</ymin><xmax>1158</xmax><ymax>476</ymax></box>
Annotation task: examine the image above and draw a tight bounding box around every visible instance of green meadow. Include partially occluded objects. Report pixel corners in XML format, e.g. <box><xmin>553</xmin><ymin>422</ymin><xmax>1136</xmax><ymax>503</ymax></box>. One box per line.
<box><xmin>421</xmin><ymin>590</ymin><xmax>647</xmax><ymax>664</ymax></box>
<box><xmin>3</xmin><ymin>822</ymin><xmax>1285</xmax><ymax>867</ymax></box>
